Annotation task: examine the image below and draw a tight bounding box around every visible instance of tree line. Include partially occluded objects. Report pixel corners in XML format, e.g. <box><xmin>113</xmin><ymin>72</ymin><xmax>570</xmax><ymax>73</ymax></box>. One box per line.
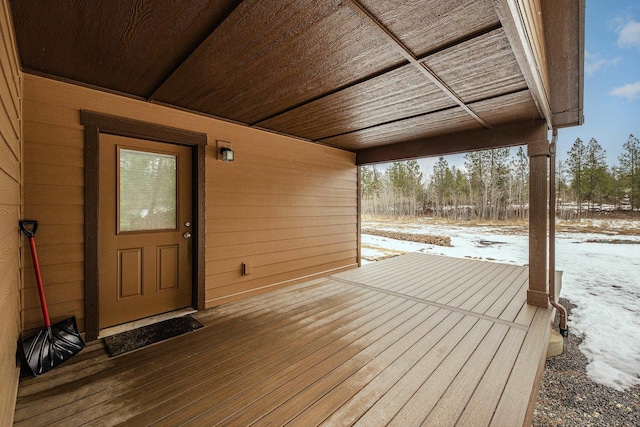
<box><xmin>361</xmin><ymin>134</ymin><xmax>639</xmax><ymax>221</ymax></box>
<box><xmin>561</xmin><ymin>135</ymin><xmax>639</xmax><ymax>216</ymax></box>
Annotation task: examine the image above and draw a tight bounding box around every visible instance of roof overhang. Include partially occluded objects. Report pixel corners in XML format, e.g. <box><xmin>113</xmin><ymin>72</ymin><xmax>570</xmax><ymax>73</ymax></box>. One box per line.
<box><xmin>10</xmin><ymin>0</ymin><xmax>584</xmax><ymax>164</ymax></box>
<box><xmin>541</xmin><ymin>0</ymin><xmax>585</xmax><ymax>128</ymax></box>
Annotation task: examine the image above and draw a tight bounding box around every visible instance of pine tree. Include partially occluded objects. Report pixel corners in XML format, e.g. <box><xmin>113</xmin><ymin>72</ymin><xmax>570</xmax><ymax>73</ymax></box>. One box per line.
<box><xmin>464</xmin><ymin>150</ymin><xmax>489</xmax><ymax>219</ymax></box>
<box><xmin>360</xmin><ymin>166</ymin><xmax>386</xmax><ymax>216</ymax></box>
<box><xmin>618</xmin><ymin>134</ymin><xmax>640</xmax><ymax>212</ymax></box>
<box><xmin>360</xmin><ymin>166</ymin><xmax>374</xmax><ymax>198</ymax></box>
<box><xmin>609</xmin><ymin>166</ymin><xmax>624</xmax><ymax>207</ymax></box>
<box><xmin>430</xmin><ymin>156</ymin><xmax>449</xmax><ymax>217</ymax></box>
<box><xmin>464</xmin><ymin>148</ymin><xmax>510</xmax><ymax>220</ymax></box>
<box><xmin>511</xmin><ymin>147</ymin><xmax>529</xmax><ymax>219</ymax></box>
<box><xmin>556</xmin><ymin>160</ymin><xmax>572</xmax><ymax>218</ymax></box>
<box><xmin>583</xmin><ymin>138</ymin><xmax>609</xmax><ymax>208</ymax></box>
<box><xmin>385</xmin><ymin>160</ymin><xmax>424</xmax><ymax>216</ymax></box>
<box><xmin>452</xmin><ymin>167</ymin><xmax>469</xmax><ymax>219</ymax></box>
<box><xmin>566</xmin><ymin>138</ymin><xmax>586</xmax><ymax>215</ymax></box>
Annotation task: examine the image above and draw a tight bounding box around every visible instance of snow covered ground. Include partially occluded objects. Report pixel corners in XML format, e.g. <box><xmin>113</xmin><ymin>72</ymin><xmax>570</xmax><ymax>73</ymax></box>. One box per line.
<box><xmin>362</xmin><ymin>218</ymin><xmax>640</xmax><ymax>391</ymax></box>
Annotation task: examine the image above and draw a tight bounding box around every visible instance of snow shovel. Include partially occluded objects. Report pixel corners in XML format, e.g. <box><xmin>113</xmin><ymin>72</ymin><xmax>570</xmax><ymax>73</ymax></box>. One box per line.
<box><xmin>19</xmin><ymin>220</ymin><xmax>85</xmax><ymax>376</ymax></box>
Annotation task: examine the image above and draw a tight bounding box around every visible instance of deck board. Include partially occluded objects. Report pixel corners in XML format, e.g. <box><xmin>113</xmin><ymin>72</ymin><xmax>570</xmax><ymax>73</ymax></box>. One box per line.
<box><xmin>14</xmin><ymin>253</ymin><xmax>554</xmax><ymax>427</ymax></box>
<box><xmin>284</xmin><ymin>307</ymin><xmax>453</xmax><ymax>427</ymax></box>
<box><xmin>79</xmin><ymin>291</ymin><xmax>397</xmax><ymax>426</ymax></box>
<box><xmin>388</xmin><ymin>322</ymin><xmax>497</xmax><ymax>425</ymax></box>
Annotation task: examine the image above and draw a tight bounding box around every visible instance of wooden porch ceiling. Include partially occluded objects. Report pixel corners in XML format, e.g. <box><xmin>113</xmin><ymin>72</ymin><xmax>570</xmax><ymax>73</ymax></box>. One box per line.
<box><xmin>10</xmin><ymin>0</ymin><xmax>584</xmax><ymax>163</ymax></box>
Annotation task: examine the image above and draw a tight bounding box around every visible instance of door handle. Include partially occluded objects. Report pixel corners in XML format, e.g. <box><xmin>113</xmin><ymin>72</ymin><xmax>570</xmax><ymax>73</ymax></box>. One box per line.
<box><xmin>183</xmin><ymin>232</ymin><xmax>192</xmax><ymax>239</ymax></box>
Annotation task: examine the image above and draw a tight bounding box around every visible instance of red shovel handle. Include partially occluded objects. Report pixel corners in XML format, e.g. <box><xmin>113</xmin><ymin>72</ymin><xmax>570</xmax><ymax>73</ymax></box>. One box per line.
<box><xmin>19</xmin><ymin>220</ymin><xmax>51</xmax><ymax>327</ymax></box>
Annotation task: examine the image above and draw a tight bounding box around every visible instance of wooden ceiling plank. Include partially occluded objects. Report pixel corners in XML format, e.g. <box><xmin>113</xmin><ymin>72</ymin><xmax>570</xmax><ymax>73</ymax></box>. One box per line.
<box><xmin>256</xmin><ymin>64</ymin><xmax>454</xmax><ymax>140</ymax></box>
<box><xmin>423</xmin><ymin>28</ymin><xmax>528</xmax><ymax>104</ymax></box>
<box><xmin>491</xmin><ymin>0</ymin><xmax>552</xmax><ymax>129</ymax></box>
<box><xmin>330</xmin><ymin>108</ymin><xmax>478</xmax><ymax>152</ymax></box>
<box><xmin>320</xmin><ymin>90</ymin><xmax>539</xmax><ymax>152</ymax></box>
<box><xmin>359</xmin><ymin>0</ymin><xmax>500</xmax><ymax>57</ymax></box>
<box><xmin>147</xmin><ymin>0</ymin><xmax>243</xmax><ymax>100</ymax></box>
<box><xmin>414</xmin><ymin>23</ymin><xmax>503</xmax><ymax>62</ymax></box>
<box><xmin>471</xmin><ymin>89</ymin><xmax>540</xmax><ymax>124</ymax></box>
<box><xmin>10</xmin><ymin>0</ymin><xmax>241</xmax><ymax>97</ymax></box>
<box><xmin>355</xmin><ymin>119</ymin><xmax>547</xmax><ymax>165</ymax></box>
<box><xmin>249</xmin><ymin>61</ymin><xmax>411</xmax><ymax>127</ymax></box>
<box><xmin>319</xmin><ymin>104</ymin><xmax>469</xmax><ymax>146</ymax></box>
<box><xmin>151</xmin><ymin>0</ymin><xmax>406</xmax><ymax>124</ymax></box>
<box><xmin>346</xmin><ymin>0</ymin><xmax>491</xmax><ymax>130</ymax></box>
<box><xmin>256</xmin><ymin>25</ymin><xmax>507</xmax><ymax>140</ymax></box>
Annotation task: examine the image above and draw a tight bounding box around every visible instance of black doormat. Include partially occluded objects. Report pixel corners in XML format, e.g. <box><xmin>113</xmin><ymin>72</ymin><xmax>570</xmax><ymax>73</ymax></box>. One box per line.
<box><xmin>103</xmin><ymin>315</ymin><xmax>203</xmax><ymax>357</ymax></box>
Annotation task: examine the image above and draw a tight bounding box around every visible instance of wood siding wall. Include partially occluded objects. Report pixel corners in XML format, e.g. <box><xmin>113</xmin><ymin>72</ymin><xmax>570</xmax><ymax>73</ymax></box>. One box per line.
<box><xmin>21</xmin><ymin>74</ymin><xmax>358</xmax><ymax>333</ymax></box>
<box><xmin>0</xmin><ymin>0</ymin><xmax>21</xmax><ymax>423</ymax></box>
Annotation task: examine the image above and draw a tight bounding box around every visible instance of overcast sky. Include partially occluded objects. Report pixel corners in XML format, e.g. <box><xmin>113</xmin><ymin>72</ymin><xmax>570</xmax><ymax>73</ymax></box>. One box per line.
<box><xmin>399</xmin><ymin>1</ymin><xmax>640</xmax><ymax>176</ymax></box>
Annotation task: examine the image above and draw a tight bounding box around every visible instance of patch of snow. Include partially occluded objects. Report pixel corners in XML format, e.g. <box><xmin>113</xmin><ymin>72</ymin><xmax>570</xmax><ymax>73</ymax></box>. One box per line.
<box><xmin>361</xmin><ymin>246</ymin><xmax>390</xmax><ymax>265</ymax></box>
<box><xmin>362</xmin><ymin>220</ymin><xmax>640</xmax><ymax>390</ymax></box>
<box><xmin>558</xmin><ymin>218</ymin><xmax>640</xmax><ymax>231</ymax></box>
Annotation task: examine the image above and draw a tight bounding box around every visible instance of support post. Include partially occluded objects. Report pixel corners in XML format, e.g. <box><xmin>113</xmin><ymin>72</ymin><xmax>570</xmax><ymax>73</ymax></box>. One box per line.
<box><xmin>527</xmin><ymin>140</ymin><xmax>550</xmax><ymax>307</ymax></box>
<box><xmin>357</xmin><ymin>166</ymin><xmax>362</xmax><ymax>267</ymax></box>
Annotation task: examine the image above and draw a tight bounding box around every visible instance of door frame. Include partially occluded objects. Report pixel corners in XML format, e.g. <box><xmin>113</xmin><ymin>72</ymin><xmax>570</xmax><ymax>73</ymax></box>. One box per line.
<box><xmin>81</xmin><ymin>111</ymin><xmax>207</xmax><ymax>341</ymax></box>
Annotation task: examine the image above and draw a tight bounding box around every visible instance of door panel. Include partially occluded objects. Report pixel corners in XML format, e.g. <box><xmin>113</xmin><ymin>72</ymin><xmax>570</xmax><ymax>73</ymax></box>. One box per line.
<box><xmin>99</xmin><ymin>133</ymin><xmax>193</xmax><ymax>328</ymax></box>
<box><xmin>118</xmin><ymin>248</ymin><xmax>143</xmax><ymax>299</ymax></box>
<box><xmin>157</xmin><ymin>245</ymin><xmax>179</xmax><ymax>291</ymax></box>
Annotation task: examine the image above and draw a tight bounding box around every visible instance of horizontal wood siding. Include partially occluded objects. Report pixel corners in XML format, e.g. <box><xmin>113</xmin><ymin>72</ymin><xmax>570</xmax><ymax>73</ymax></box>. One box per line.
<box><xmin>21</xmin><ymin>74</ymin><xmax>358</xmax><ymax>332</ymax></box>
<box><xmin>0</xmin><ymin>0</ymin><xmax>21</xmax><ymax>424</ymax></box>
<box><xmin>205</xmin><ymin>117</ymin><xmax>358</xmax><ymax>305</ymax></box>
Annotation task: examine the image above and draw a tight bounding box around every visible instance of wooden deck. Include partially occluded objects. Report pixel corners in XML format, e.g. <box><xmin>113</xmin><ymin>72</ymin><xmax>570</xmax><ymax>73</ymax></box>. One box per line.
<box><xmin>14</xmin><ymin>253</ymin><xmax>554</xmax><ymax>426</ymax></box>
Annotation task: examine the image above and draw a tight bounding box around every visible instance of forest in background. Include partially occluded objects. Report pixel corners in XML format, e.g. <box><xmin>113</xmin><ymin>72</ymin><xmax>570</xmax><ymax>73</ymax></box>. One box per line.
<box><xmin>361</xmin><ymin>134</ymin><xmax>640</xmax><ymax>221</ymax></box>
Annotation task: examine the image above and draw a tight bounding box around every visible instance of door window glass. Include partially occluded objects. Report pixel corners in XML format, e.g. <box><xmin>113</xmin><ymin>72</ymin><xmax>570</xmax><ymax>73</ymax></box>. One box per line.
<box><xmin>119</xmin><ymin>148</ymin><xmax>177</xmax><ymax>232</ymax></box>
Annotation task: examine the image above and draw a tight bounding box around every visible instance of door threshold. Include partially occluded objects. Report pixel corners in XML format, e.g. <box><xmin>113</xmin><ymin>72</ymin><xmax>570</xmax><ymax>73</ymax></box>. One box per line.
<box><xmin>98</xmin><ymin>308</ymin><xmax>197</xmax><ymax>339</ymax></box>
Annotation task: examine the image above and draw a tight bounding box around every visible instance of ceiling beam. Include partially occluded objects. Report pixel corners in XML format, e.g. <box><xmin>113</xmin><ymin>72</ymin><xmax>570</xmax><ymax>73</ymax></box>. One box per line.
<box><xmin>355</xmin><ymin>119</ymin><xmax>547</xmax><ymax>165</ymax></box>
<box><xmin>346</xmin><ymin>0</ymin><xmax>491</xmax><ymax>129</ymax></box>
<box><xmin>492</xmin><ymin>0</ymin><xmax>553</xmax><ymax>129</ymax></box>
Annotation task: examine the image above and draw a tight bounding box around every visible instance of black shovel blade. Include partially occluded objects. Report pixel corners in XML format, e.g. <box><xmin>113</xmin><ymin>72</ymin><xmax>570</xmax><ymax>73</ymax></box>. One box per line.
<box><xmin>22</xmin><ymin>317</ymin><xmax>85</xmax><ymax>376</ymax></box>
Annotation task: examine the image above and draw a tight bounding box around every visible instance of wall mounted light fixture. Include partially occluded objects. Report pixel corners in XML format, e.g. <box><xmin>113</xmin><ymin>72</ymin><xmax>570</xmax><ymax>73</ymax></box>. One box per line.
<box><xmin>220</xmin><ymin>147</ymin><xmax>234</xmax><ymax>162</ymax></box>
<box><xmin>213</xmin><ymin>140</ymin><xmax>234</xmax><ymax>162</ymax></box>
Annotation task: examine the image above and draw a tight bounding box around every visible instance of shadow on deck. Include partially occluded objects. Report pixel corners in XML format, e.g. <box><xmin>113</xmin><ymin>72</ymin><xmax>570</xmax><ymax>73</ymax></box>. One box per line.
<box><xmin>14</xmin><ymin>253</ymin><xmax>554</xmax><ymax>426</ymax></box>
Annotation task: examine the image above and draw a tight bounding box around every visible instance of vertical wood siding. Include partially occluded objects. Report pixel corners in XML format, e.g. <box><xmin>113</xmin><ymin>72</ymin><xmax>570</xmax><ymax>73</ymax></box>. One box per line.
<box><xmin>0</xmin><ymin>0</ymin><xmax>21</xmax><ymax>423</ymax></box>
<box><xmin>21</xmin><ymin>74</ymin><xmax>358</xmax><ymax>333</ymax></box>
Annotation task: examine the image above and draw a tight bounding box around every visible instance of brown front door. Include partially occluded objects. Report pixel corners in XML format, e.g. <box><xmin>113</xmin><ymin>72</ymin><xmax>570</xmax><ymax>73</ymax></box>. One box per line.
<box><xmin>98</xmin><ymin>133</ymin><xmax>193</xmax><ymax>329</ymax></box>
